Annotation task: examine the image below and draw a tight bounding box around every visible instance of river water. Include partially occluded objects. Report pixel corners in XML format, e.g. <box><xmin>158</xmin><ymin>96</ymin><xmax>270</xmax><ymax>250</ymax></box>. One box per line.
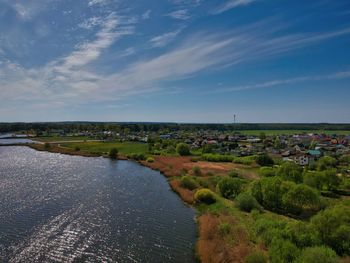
<box><xmin>0</xmin><ymin>147</ymin><xmax>196</xmax><ymax>263</ymax></box>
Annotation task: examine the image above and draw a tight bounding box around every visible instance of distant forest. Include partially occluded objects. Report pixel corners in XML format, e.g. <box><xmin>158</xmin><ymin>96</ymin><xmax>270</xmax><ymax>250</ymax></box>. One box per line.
<box><xmin>1</xmin><ymin>122</ymin><xmax>350</xmax><ymax>133</ymax></box>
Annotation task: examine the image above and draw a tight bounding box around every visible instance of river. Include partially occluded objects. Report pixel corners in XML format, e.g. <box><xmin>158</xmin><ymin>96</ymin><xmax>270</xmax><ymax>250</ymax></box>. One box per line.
<box><xmin>0</xmin><ymin>146</ymin><xmax>196</xmax><ymax>263</ymax></box>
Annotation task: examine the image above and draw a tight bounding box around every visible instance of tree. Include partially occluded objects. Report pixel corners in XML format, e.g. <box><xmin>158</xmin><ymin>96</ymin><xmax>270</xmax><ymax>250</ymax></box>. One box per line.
<box><xmin>217</xmin><ymin>177</ymin><xmax>244</xmax><ymax>199</ymax></box>
<box><xmin>285</xmin><ymin>221</ymin><xmax>320</xmax><ymax>248</ymax></box>
<box><xmin>282</xmin><ymin>184</ymin><xmax>320</xmax><ymax>215</ymax></box>
<box><xmin>176</xmin><ymin>143</ymin><xmax>190</xmax><ymax>156</ymax></box>
<box><xmin>321</xmin><ymin>169</ymin><xmax>340</xmax><ymax>191</ymax></box>
<box><xmin>298</xmin><ymin>246</ymin><xmax>338</xmax><ymax>263</ymax></box>
<box><xmin>269</xmin><ymin>238</ymin><xmax>300</xmax><ymax>263</ymax></box>
<box><xmin>109</xmin><ymin>148</ymin><xmax>119</xmax><ymax>159</ymax></box>
<box><xmin>311</xmin><ymin>204</ymin><xmax>350</xmax><ymax>255</ymax></box>
<box><xmin>274</xmin><ymin>136</ymin><xmax>281</xmax><ymax>149</ymax></box>
<box><xmin>256</xmin><ymin>154</ymin><xmax>274</xmax><ymax>166</ymax></box>
<box><xmin>278</xmin><ymin>162</ymin><xmax>303</xmax><ymax>183</ymax></box>
<box><xmin>317</xmin><ymin>156</ymin><xmax>337</xmax><ymax>171</ymax></box>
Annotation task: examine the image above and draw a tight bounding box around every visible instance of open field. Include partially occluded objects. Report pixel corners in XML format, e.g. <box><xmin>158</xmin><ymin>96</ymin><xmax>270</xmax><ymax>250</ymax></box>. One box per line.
<box><xmin>34</xmin><ymin>136</ymin><xmax>93</xmax><ymax>142</ymax></box>
<box><xmin>237</xmin><ymin>130</ymin><xmax>350</xmax><ymax>136</ymax></box>
<box><xmin>60</xmin><ymin>141</ymin><xmax>148</xmax><ymax>155</ymax></box>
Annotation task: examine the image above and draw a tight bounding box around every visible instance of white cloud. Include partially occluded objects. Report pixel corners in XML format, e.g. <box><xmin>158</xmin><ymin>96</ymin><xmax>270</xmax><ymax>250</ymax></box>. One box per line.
<box><xmin>142</xmin><ymin>10</ymin><xmax>151</xmax><ymax>20</ymax></box>
<box><xmin>212</xmin><ymin>0</ymin><xmax>257</xmax><ymax>15</ymax></box>
<box><xmin>1</xmin><ymin>20</ymin><xmax>350</xmax><ymax>107</ymax></box>
<box><xmin>166</xmin><ymin>9</ymin><xmax>191</xmax><ymax>20</ymax></box>
<box><xmin>212</xmin><ymin>70</ymin><xmax>350</xmax><ymax>93</ymax></box>
<box><xmin>88</xmin><ymin>0</ymin><xmax>108</xmax><ymax>7</ymax></box>
<box><xmin>150</xmin><ymin>28</ymin><xmax>183</xmax><ymax>47</ymax></box>
<box><xmin>78</xmin><ymin>17</ymin><xmax>103</xmax><ymax>29</ymax></box>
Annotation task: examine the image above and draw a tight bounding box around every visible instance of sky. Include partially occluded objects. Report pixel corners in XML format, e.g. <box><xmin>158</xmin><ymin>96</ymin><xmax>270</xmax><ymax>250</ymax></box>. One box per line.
<box><xmin>0</xmin><ymin>0</ymin><xmax>349</xmax><ymax>123</ymax></box>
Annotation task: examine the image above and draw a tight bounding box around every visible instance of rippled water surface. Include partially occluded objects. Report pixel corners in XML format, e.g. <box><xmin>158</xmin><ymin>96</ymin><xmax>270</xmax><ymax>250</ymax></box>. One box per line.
<box><xmin>0</xmin><ymin>147</ymin><xmax>196</xmax><ymax>263</ymax></box>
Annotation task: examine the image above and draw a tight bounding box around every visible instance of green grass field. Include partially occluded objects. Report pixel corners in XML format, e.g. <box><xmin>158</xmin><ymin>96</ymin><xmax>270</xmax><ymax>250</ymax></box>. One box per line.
<box><xmin>60</xmin><ymin>141</ymin><xmax>148</xmax><ymax>155</ymax></box>
<box><xmin>34</xmin><ymin>136</ymin><xmax>93</xmax><ymax>142</ymax></box>
<box><xmin>237</xmin><ymin>130</ymin><xmax>350</xmax><ymax>136</ymax></box>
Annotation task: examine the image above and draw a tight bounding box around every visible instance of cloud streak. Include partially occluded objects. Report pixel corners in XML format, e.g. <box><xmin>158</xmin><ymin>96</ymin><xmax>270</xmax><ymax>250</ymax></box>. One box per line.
<box><xmin>1</xmin><ymin>19</ymin><xmax>350</xmax><ymax>108</ymax></box>
<box><xmin>212</xmin><ymin>0</ymin><xmax>257</xmax><ymax>15</ymax></box>
<box><xmin>212</xmin><ymin>70</ymin><xmax>350</xmax><ymax>93</ymax></box>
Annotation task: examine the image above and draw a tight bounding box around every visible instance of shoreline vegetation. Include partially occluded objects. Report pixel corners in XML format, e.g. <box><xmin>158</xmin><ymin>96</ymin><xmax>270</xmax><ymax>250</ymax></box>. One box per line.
<box><xmin>20</xmin><ymin>137</ymin><xmax>350</xmax><ymax>263</ymax></box>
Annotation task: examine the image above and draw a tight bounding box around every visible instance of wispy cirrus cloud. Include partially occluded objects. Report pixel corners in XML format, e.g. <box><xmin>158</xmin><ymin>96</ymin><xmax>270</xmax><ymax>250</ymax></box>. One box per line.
<box><xmin>212</xmin><ymin>70</ymin><xmax>350</xmax><ymax>93</ymax></box>
<box><xmin>150</xmin><ymin>28</ymin><xmax>184</xmax><ymax>47</ymax></box>
<box><xmin>211</xmin><ymin>0</ymin><xmax>257</xmax><ymax>15</ymax></box>
<box><xmin>1</xmin><ymin>20</ymin><xmax>350</xmax><ymax>106</ymax></box>
<box><xmin>166</xmin><ymin>9</ymin><xmax>191</xmax><ymax>20</ymax></box>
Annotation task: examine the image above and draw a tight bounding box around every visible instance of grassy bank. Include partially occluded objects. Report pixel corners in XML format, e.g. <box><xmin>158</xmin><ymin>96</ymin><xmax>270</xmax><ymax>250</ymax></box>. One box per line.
<box><xmin>60</xmin><ymin>141</ymin><xmax>148</xmax><ymax>156</ymax></box>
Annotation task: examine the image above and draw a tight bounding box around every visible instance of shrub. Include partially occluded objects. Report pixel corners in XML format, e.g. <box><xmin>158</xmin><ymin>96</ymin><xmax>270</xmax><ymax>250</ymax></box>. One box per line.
<box><xmin>244</xmin><ymin>251</ymin><xmax>267</xmax><ymax>263</ymax></box>
<box><xmin>297</xmin><ymin>246</ymin><xmax>338</xmax><ymax>263</ymax></box>
<box><xmin>180</xmin><ymin>176</ymin><xmax>198</xmax><ymax>190</ymax></box>
<box><xmin>127</xmin><ymin>153</ymin><xmax>146</xmax><ymax>160</ymax></box>
<box><xmin>269</xmin><ymin>238</ymin><xmax>300</xmax><ymax>263</ymax></box>
<box><xmin>256</xmin><ymin>154</ymin><xmax>274</xmax><ymax>166</ymax></box>
<box><xmin>229</xmin><ymin>170</ymin><xmax>239</xmax><ymax>178</ymax></box>
<box><xmin>282</xmin><ymin>184</ymin><xmax>320</xmax><ymax>215</ymax></box>
<box><xmin>232</xmin><ymin>155</ymin><xmax>257</xmax><ymax>165</ymax></box>
<box><xmin>176</xmin><ymin>143</ymin><xmax>190</xmax><ymax>156</ymax></box>
<box><xmin>217</xmin><ymin>177</ymin><xmax>244</xmax><ymax>199</ymax></box>
<box><xmin>317</xmin><ymin>156</ymin><xmax>337</xmax><ymax>171</ymax></box>
<box><xmin>202</xmin><ymin>153</ymin><xmax>234</xmax><ymax>162</ymax></box>
<box><xmin>218</xmin><ymin>222</ymin><xmax>231</xmax><ymax>236</ymax></box>
<box><xmin>146</xmin><ymin>157</ymin><xmax>154</xmax><ymax>163</ymax></box>
<box><xmin>236</xmin><ymin>192</ymin><xmax>261</xmax><ymax>212</ymax></box>
<box><xmin>285</xmin><ymin>221</ymin><xmax>320</xmax><ymax>248</ymax></box>
<box><xmin>74</xmin><ymin>146</ymin><xmax>80</xmax><ymax>151</ymax></box>
<box><xmin>192</xmin><ymin>166</ymin><xmax>202</xmax><ymax>176</ymax></box>
<box><xmin>194</xmin><ymin>189</ymin><xmax>216</xmax><ymax>204</ymax></box>
<box><xmin>278</xmin><ymin>162</ymin><xmax>303</xmax><ymax>183</ymax></box>
<box><xmin>311</xmin><ymin>204</ymin><xmax>350</xmax><ymax>255</ymax></box>
<box><xmin>109</xmin><ymin>148</ymin><xmax>118</xmax><ymax>159</ymax></box>
<box><xmin>259</xmin><ymin>166</ymin><xmax>276</xmax><ymax>177</ymax></box>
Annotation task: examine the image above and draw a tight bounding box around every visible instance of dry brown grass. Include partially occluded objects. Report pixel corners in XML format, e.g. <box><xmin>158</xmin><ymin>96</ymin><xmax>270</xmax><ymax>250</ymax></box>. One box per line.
<box><xmin>169</xmin><ymin>179</ymin><xmax>194</xmax><ymax>204</ymax></box>
<box><xmin>197</xmin><ymin>214</ymin><xmax>253</xmax><ymax>263</ymax></box>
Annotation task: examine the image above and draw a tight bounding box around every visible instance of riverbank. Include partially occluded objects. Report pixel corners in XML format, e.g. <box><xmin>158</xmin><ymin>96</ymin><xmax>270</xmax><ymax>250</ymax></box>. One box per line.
<box><xmin>24</xmin><ymin>143</ymin><xmax>258</xmax><ymax>263</ymax></box>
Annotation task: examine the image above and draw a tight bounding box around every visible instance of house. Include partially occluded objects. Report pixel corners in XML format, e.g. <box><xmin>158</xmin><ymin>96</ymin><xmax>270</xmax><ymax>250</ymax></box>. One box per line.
<box><xmin>294</xmin><ymin>153</ymin><xmax>310</xmax><ymax>166</ymax></box>
<box><xmin>307</xmin><ymin>149</ymin><xmax>322</xmax><ymax>159</ymax></box>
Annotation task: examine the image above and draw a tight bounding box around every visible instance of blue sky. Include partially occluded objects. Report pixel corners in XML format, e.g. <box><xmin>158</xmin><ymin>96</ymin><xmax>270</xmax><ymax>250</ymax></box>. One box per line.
<box><xmin>0</xmin><ymin>0</ymin><xmax>349</xmax><ymax>123</ymax></box>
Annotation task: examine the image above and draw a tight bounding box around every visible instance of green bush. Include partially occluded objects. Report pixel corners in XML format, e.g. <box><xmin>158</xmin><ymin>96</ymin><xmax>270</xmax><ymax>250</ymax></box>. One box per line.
<box><xmin>180</xmin><ymin>176</ymin><xmax>198</xmax><ymax>190</ymax></box>
<box><xmin>194</xmin><ymin>189</ymin><xmax>216</xmax><ymax>204</ymax></box>
<box><xmin>297</xmin><ymin>246</ymin><xmax>338</xmax><ymax>263</ymax></box>
<box><xmin>236</xmin><ymin>192</ymin><xmax>261</xmax><ymax>212</ymax></box>
<box><xmin>217</xmin><ymin>177</ymin><xmax>244</xmax><ymax>199</ymax></box>
<box><xmin>146</xmin><ymin>157</ymin><xmax>154</xmax><ymax>163</ymax></box>
<box><xmin>269</xmin><ymin>238</ymin><xmax>300</xmax><ymax>263</ymax></box>
<box><xmin>109</xmin><ymin>148</ymin><xmax>119</xmax><ymax>159</ymax></box>
<box><xmin>256</xmin><ymin>154</ymin><xmax>274</xmax><ymax>166</ymax></box>
<box><xmin>282</xmin><ymin>184</ymin><xmax>320</xmax><ymax>215</ymax></box>
<box><xmin>202</xmin><ymin>153</ymin><xmax>234</xmax><ymax>162</ymax></box>
<box><xmin>278</xmin><ymin>162</ymin><xmax>303</xmax><ymax>183</ymax></box>
<box><xmin>127</xmin><ymin>153</ymin><xmax>146</xmax><ymax>160</ymax></box>
<box><xmin>176</xmin><ymin>143</ymin><xmax>190</xmax><ymax>156</ymax></box>
<box><xmin>311</xmin><ymin>204</ymin><xmax>350</xmax><ymax>255</ymax></box>
<box><xmin>192</xmin><ymin>166</ymin><xmax>202</xmax><ymax>176</ymax></box>
<box><xmin>317</xmin><ymin>156</ymin><xmax>337</xmax><ymax>171</ymax></box>
<box><xmin>229</xmin><ymin>170</ymin><xmax>239</xmax><ymax>178</ymax></box>
<box><xmin>74</xmin><ymin>146</ymin><xmax>80</xmax><ymax>151</ymax></box>
<box><xmin>259</xmin><ymin>166</ymin><xmax>276</xmax><ymax>177</ymax></box>
<box><xmin>285</xmin><ymin>221</ymin><xmax>320</xmax><ymax>248</ymax></box>
<box><xmin>232</xmin><ymin>155</ymin><xmax>257</xmax><ymax>165</ymax></box>
<box><xmin>244</xmin><ymin>251</ymin><xmax>267</xmax><ymax>263</ymax></box>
